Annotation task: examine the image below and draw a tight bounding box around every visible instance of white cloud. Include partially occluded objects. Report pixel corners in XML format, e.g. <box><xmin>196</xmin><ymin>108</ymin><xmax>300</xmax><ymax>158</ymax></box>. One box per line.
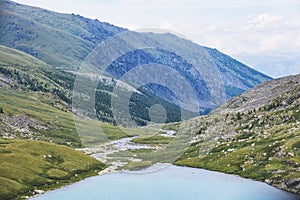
<box><xmin>243</xmin><ymin>13</ymin><xmax>283</xmax><ymax>30</ymax></box>
<box><xmin>158</xmin><ymin>21</ymin><xmax>174</xmax><ymax>30</ymax></box>
<box><xmin>185</xmin><ymin>13</ymin><xmax>300</xmax><ymax>55</ymax></box>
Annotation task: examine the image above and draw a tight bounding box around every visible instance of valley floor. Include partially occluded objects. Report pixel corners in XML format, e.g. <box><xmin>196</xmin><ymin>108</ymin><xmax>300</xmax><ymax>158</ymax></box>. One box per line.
<box><xmin>78</xmin><ymin>119</ymin><xmax>300</xmax><ymax>195</ymax></box>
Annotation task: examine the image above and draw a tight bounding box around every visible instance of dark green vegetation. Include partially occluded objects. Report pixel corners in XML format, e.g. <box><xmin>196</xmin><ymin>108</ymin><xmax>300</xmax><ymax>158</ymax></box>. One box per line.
<box><xmin>0</xmin><ymin>139</ymin><xmax>106</xmax><ymax>200</ymax></box>
<box><xmin>0</xmin><ymin>45</ymin><xmax>73</xmax><ymax>103</ymax></box>
<box><xmin>0</xmin><ymin>45</ymin><xmax>184</xmax><ymax>125</ymax></box>
<box><xmin>162</xmin><ymin>122</ymin><xmax>181</xmax><ymax>131</ymax></box>
<box><xmin>174</xmin><ymin>74</ymin><xmax>300</xmax><ymax>194</ymax></box>
<box><xmin>0</xmin><ymin>0</ymin><xmax>272</xmax><ymax>115</ymax></box>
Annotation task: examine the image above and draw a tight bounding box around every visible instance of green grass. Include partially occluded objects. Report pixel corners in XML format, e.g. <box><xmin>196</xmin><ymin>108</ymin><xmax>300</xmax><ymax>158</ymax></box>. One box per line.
<box><xmin>0</xmin><ymin>45</ymin><xmax>74</xmax><ymax>101</ymax></box>
<box><xmin>175</xmin><ymin>134</ymin><xmax>300</xmax><ymax>185</ymax></box>
<box><xmin>174</xmin><ymin>101</ymin><xmax>300</xmax><ymax>194</ymax></box>
<box><xmin>0</xmin><ymin>88</ymin><xmax>131</xmax><ymax>147</ymax></box>
<box><xmin>100</xmin><ymin>123</ymin><xmax>135</xmax><ymax>140</ymax></box>
<box><xmin>1</xmin><ymin>4</ymin><xmax>92</xmax><ymax>69</ymax></box>
<box><xmin>120</xmin><ymin>161</ymin><xmax>153</xmax><ymax>171</ymax></box>
<box><xmin>162</xmin><ymin>122</ymin><xmax>180</xmax><ymax>131</ymax></box>
<box><xmin>0</xmin><ymin>139</ymin><xmax>106</xmax><ymax>200</ymax></box>
<box><xmin>0</xmin><ymin>88</ymin><xmax>80</xmax><ymax>145</ymax></box>
<box><xmin>131</xmin><ymin>135</ymin><xmax>173</xmax><ymax>145</ymax></box>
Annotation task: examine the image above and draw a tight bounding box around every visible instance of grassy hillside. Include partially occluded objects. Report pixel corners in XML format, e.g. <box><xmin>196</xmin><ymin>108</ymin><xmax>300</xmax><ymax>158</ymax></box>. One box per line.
<box><xmin>0</xmin><ymin>0</ymin><xmax>272</xmax><ymax>115</ymax></box>
<box><xmin>0</xmin><ymin>139</ymin><xmax>106</xmax><ymax>200</ymax></box>
<box><xmin>0</xmin><ymin>45</ymin><xmax>73</xmax><ymax>103</ymax></box>
<box><xmin>174</xmin><ymin>74</ymin><xmax>300</xmax><ymax>194</ymax></box>
<box><xmin>0</xmin><ymin>75</ymin><xmax>142</xmax><ymax>199</ymax></box>
<box><xmin>0</xmin><ymin>87</ymin><xmax>132</xmax><ymax>147</ymax></box>
<box><xmin>0</xmin><ymin>0</ymin><xmax>124</xmax><ymax>68</ymax></box>
<box><xmin>0</xmin><ymin>45</ymin><xmax>185</xmax><ymax>125</ymax></box>
<box><xmin>0</xmin><ymin>87</ymin><xmax>83</xmax><ymax>147</ymax></box>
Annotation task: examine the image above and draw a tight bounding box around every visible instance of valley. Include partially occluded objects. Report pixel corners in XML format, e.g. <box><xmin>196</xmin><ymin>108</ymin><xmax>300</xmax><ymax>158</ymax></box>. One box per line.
<box><xmin>0</xmin><ymin>0</ymin><xmax>299</xmax><ymax>199</ymax></box>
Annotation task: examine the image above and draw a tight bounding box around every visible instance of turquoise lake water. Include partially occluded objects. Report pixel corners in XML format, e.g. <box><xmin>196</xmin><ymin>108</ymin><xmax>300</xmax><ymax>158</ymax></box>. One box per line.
<box><xmin>34</xmin><ymin>165</ymin><xmax>299</xmax><ymax>200</ymax></box>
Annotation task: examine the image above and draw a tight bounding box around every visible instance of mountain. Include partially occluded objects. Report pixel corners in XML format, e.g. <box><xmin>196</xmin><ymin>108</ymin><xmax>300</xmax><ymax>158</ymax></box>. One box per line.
<box><xmin>174</xmin><ymin>74</ymin><xmax>300</xmax><ymax>194</ymax></box>
<box><xmin>0</xmin><ymin>0</ymin><xmax>125</xmax><ymax>69</ymax></box>
<box><xmin>0</xmin><ymin>0</ymin><xmax>272</xmax><ymax>115</ymax></box>
<box><xmin>0</xmin><ymin>45</ymin><xmax>185</xmax><ymax>126</ymax></box>
<box><xmin>0</xmin><ymin>45</ymin><xmax>74</xmax><ymax>103</ymax></box>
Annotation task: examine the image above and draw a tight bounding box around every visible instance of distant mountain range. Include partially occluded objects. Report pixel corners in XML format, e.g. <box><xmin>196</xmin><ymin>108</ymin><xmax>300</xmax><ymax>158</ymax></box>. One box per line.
<box><xmin>0</xmin><ymin>0</ymin><xmax>272</xmax><ymax>121</ymax></box>
<box><xmin>235</xmin><ymin>51</ymin><xmax>300</xmax><ymax>78</ymax></box>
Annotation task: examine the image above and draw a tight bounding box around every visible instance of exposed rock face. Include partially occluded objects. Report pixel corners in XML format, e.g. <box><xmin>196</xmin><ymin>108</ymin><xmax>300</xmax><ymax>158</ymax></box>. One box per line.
<box><xmin>219</xmin><ymin>74</ymin><xmax>300</xmax><ymax>113</ymax></box>
<box><xmin>0</xmin><ymin>114</ymin><xmax>51</xmax><ymax>139</ymax></box>
<box><xmin>285</xmin><ymin>178</ymin><xmax>300</xmax><ymax>191</ymax></box>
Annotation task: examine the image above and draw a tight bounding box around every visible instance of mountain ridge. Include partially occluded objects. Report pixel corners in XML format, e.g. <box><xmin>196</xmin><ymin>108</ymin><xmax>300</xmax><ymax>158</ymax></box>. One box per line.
<box><xmin>0</xmin><ymin>0</ymin><xmax>272</xmax><ymax>115</ymax></box>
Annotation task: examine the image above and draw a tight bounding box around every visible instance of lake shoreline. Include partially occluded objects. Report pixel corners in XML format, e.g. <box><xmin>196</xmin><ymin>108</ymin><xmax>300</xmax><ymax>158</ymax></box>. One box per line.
<box><xmin>27</xmin><ymin>168</ymin><xmax>104</xmax><ymax>200</ymax></box>
<box><xmin>173</xmin><ymin>163</ymin><xmax>300</xmax><ymax>196</ymax></box>
<box><xmin>30</xmin><ymin>163</ymin><xmax>299</xmax><ymax>199</ymax></box>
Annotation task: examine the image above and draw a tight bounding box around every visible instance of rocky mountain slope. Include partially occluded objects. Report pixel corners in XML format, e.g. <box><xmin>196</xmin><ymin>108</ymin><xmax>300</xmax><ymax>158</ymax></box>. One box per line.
<box><xmin>174</xmin><ymin>74</ymin><xmax>300</xmax><ymax>194</ymax></box>
<box><xmin>0</xmin><ymin>0</ymin><xmax>272</xmax><ymax>114</ymax></box>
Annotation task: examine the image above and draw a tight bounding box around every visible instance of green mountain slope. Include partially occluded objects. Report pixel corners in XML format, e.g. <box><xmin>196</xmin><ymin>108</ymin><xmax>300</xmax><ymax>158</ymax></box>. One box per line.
<box><xmin>0</xmin><ymin>139</ymin><xmax>106</xmax><ymax>200</ymax></box>
<box><xmin>0</xmin><ymin>0</ymin><xmax>124</xmax><ymax>68</ymax></box>
<box><xmin>0</xmin><ymin>84</ymin><xmax>141</xmax><ymax>147</ymax></box>
<box><xmin>0</xmin><ymin>0</ymin><xmax>272</xmax><ymax>114</ymax></box>
<box><xmin>0</xmin><ymin>45</ymin><xmax>73</xmax><ymax>103</ymax></box>
<box><xmin>0</xmin><ymin>45</ymin><xmax>133</xmax><ymax>145</ymax></box>
<box><xmin>174</xmin><ymin>74</ymin><xmax>300</xmax><ymax>194</ymax></box>
<box><xmin>0</xmin><ymin>45</ymin><xmax>185</xmax><ymax>125</ymax></box>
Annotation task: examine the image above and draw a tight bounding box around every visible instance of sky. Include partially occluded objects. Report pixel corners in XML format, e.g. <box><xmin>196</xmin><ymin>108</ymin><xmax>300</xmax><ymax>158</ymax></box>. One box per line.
<box><xmin>13</xmin><ymin>0</ymin><xmax>300</xmax><ymax>77</ymax></box>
